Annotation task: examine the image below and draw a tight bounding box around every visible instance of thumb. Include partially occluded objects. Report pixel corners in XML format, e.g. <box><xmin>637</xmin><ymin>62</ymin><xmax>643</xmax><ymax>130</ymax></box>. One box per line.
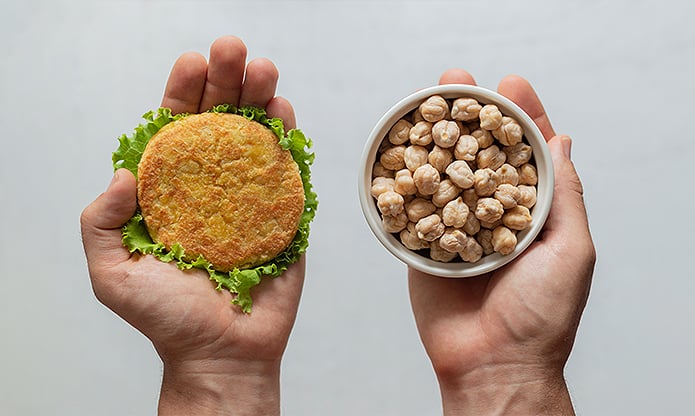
<box><xmin>80</xmin><ymin>168</ymin><xmax>137</xmax><ymax>268</ymax></box>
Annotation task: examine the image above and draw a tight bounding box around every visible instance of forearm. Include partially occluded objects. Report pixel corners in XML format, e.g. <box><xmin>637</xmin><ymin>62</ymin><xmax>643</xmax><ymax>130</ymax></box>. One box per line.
<box><xmin>438</xmin><ymin>364</ymin><xmax>575</xmax><ymax>416</ymax></box>
<box><xmin>158</xmin><ymin>359</ymin><xmax>281</xmax><ymax>416</ymax></box>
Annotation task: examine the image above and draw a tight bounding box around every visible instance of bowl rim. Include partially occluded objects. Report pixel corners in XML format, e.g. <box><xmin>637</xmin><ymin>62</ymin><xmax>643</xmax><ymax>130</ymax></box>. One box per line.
<box><xmin>358</xmin><ymin>84</ymin><xmax>554</xmax><ymax>278</ymax></box>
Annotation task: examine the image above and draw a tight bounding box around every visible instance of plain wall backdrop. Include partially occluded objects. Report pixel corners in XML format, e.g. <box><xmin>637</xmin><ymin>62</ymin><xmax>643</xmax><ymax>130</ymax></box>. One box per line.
<box><xmin>1</xmin><ymin>0</ymin><xmax>693</xmax><ymax>415</ymax></box>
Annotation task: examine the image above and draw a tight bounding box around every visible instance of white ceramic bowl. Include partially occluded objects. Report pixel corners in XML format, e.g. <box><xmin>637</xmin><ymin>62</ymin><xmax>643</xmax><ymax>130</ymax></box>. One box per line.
<box><xmin>358</xmin><ymin>84</ymin><xmax>554</xmax><ymax>277</ymax></box>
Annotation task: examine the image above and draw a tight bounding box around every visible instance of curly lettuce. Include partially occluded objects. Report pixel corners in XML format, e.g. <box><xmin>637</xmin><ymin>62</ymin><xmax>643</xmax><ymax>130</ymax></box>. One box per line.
<box><xmin>112</xmin><ymin>105</ymin><xmax>317</xmax><ymax>313</ymax></box>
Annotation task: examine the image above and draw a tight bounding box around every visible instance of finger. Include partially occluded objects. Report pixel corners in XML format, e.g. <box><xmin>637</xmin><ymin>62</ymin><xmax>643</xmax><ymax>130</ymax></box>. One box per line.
<box><xmin>199</xmin><ymin>36</ymin><xmax>248</xmax><ymax>112</ymax></box>
<box><xmin>265</xmin><ymin>96</ymin><xmax>296</xmax><ymax>131</ymax></box>
<box><xmin>439</xmin><ymin>68</ymin><xmax>477</xmax><ymax>85</ymax></box>
<box><xmin>160</xmin><ymin>52</ymin><xmax>207</xmax><ymax>114</ymax></box>
<box><xmin>497</xmin><ymin>75</ymin><xmax>556</xmax><ymax>141</ymax></box>
<box><xmin>238</xmin><ymin>58</ymin><xmax>279</xmax><ymax>109</ymax></box>
<box><xmin>80</xmin><ymin>169</ymin><xmax>137</xmax><ymax>268</ymax></box>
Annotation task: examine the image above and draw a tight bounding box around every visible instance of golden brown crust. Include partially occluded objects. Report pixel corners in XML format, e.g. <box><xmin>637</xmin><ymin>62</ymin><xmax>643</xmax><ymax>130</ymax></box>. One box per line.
<box><xmin>137</xmin><ymin>112</ymin><xmax>305</xmax><ymax>271</ymax></box>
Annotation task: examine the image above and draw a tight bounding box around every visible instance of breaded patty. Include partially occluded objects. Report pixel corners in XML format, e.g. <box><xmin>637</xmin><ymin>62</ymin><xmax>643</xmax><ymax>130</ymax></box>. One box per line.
<box><xmin>137</xmin><ymin>112</ymin><xmax>305</xmax><ymax>271</ymax></box>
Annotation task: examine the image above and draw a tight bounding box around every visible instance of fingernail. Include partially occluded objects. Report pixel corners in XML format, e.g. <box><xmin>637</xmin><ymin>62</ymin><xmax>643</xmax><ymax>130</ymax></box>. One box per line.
<box><xmin>561</xmin><ymin>135</ymin><xmax>572</xmax><ymax>159</ymax></box>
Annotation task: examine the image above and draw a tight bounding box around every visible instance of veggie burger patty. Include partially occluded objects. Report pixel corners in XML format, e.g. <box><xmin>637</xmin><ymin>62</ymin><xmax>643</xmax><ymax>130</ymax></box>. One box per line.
<box><xmin>137</xmin><ymin>112</ymin><xmax>305</xmax><ymax>271</ymax></box>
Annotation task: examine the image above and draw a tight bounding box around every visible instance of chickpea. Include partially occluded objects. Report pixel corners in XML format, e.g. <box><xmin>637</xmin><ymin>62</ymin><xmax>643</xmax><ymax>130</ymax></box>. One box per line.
<box><xmin>517</xmin><ymin>185</ymin><xmax>537</xmax><ymax>209</ymax></box>
<box><xmin>451</xmin><ymin>97</ymin><xmax>482</xmax><ymax>121</ymax></box>
<box><xmin>480</xmin><ymin>218</ymin><xmax>503</xmax><ymax>230</ymax></box>
<box><xmin>439</xmin><ymin>228</ymin><xmax>468</xmax><ymax>253</ymax></box>
<box><xmin>383</xmin><ymin>211</ymin><xmax>408</xmax><ymax>233</ymax></box>
<box><xmin>492</xmin><ymin>116</ymin><xmax>524</xmax><ymax>146</ymax></box>
<box><xmin>430</xmin><ymin>240</ymin><xmax>459</xmax><ymax>262</ymax></box>
<box><xmin>428</xmin><ymin>145</ymin><xmax>453</xmax><ymax>173</ymax></box>
<box><xmin>457</xmin><ymin>121</ymin><xmax>471</xmax><ymax>136</ymax></box>
<box><xmin>492</xmin><ymin>226</ymin><xmax>517</xmax><ymax>255</ymax></box>
<box><xmin>371</xmin><ymin>177</ymin><xmax>395</xmax><ymax>198</ymax></box>
<box><xmin>494</xmin><ymin>183</ymin><xmax>520</xmax><ymax>209</ymax></box>
<box><xmin>442</xmin><ymin>197</ymin><xmax>469</xmax><ymax>228</ymax></box>
<box><xmin>476</xmin><ymin>229</ymin><xmax>494</xmax><ymax>255</ymax></box>
<box><xmin>473</xmin><ymin>168</ymin><xmax>499</xmax><ymax>196</ymax></box>
<box><xmin>470</xmin><ymin>128</ymin><xmax>495</xmax><ymax>149</ymax></box>
<box><xmin>459</xmin><ymin>237</ymin><xmax>483</xmax><ymax>263</ymax></box>
<box><xmin>404</xmin><ymin>145</ymin><xmax>429</xmax><ymax>171</ymax></box>
<box><xmin>409</xmin><ymin>121</ymin><xmax>433</xmax><ymax>146</ymax></box>
<box><xmin>475</xmin><ymin>197</ymin><xmax>505</xmax><ymax>223</ymax></box>
<box><xmin>454</xmin><ymin>134</ymin><xmax>479</xmax><ymax>161</ymax></box>
<box><xmin>400</xmin><ymin>223</ymin><xmax>429</xmax><ymax>250</ymax></box>
<box><xmin>388</xmin><ymin>119</ymin><xmax>413</xmax><ymax>145</ymax></box>
<box><xmin>411</xmin><ymin>109</ymin><xmax>425</xmax><ymax>124</ymax></box>
<box><xmin>377</xmin><ymin>191</ymin><xmax>405</xmax><ymax>216</ymax></box>
<box><xmin>503</xmin><ymin>205</ymin><xmax>533</xmax><ymax>231</ymax></box>
<box><xmin>405</xmin><ymin>197</ymin><xmax>437</xmax><ymax>222</ymax></box>
<box><xmin>503</xmin><ymin>143</ymin><xmax>533</xmax><ymax>167</ymax></box>
<box><xmin>432</xmin><ymin>179</ymin><xmax>461</xmax><ymax>208</ymax></box>
<box><xmin>413</xmin><ymin>164</ymin><xmax>441</xmax><ymax>195</ymax></box>
<box><xmin>463</xmin><ymin>211</ymin><xmax>481</xmax><ymax>236</ymax></box>
<box><xmin>380</xmin><ymin>145</ymin><xmax>406</xmax><ymax>170</ymax></box>
<box><xmin>445</xmin><ymin>160</ymin><xmax>475</xmax><ymax>189</ymax></box>
<box><xmin>394</xmin><ymin>169</ymin><xmax>417</xmax><ymax>195</ymax></box>
<box><xmin>517</xmin><ymin>163</ymin><xmax>538</xmax><ymax>186</ymax></box>
<box><xmin>461</xmin><ymin>188</ymin><xmax>479</xmax><ymax>210</ymax></box>
<box><xmin>496</xmin><ymin>163</ymin><xmax>519</xmax><ymax>186</ymax></box>
<box><xmin>419</xmin><ymin>95</ymin><xmax>449</xmax><ymax>123</ymax></box>
<box><xmin>372</xmin><ymin>162</ymin><xmax>394</xmax><ymax>179</ymax></box>
<box><xmin>416</xmin><ymin>214</ymin><xmax>446</xmax><ymax>241</ymax></box>
<box><xmin>476</xmin><ymin>145</ymin><xmax>506</xmax><ymax>170</ymax></box>
<box><xmin>431</xmin><ymin>120</ymin><xmax>460</xmax><ymax>148</ymax></box>
<box><xmin>479</xmin><ymin>104</ymin><xmax>503</xmax><ymax>130</ymax></box>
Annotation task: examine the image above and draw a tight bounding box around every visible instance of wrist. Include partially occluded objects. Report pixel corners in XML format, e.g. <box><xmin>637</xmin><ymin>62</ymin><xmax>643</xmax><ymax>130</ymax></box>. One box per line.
<box><xmin>158</xmin><ymin>358</ymin><xmax>282</xmax><ymax>416</ymax></box>
<box><xmin>437</xmin><ymin>363</ymin><xmax>574</xmax><ymax>416</ymax></box>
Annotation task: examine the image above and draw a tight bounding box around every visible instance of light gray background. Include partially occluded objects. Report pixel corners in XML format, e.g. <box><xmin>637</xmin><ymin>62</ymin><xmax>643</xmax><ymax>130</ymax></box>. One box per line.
<box><xmin>1</xmin><ymin>0</ymin><xmax>693</xmax><ymax>415</ymax></box>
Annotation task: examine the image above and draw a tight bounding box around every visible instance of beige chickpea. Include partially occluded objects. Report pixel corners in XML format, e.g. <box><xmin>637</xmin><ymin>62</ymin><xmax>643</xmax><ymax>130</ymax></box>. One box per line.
<box><xmin>431</xmin><ymin>239</ymin><xmax>459</xmax><ymax>262</ymax></box>
<box><xmin>432</xmin><ymin>179</ymin><xmax>461</xmax><ymax>208</ymax></box>
<box><xmin>382</xmin><ymin>211</ymin><xmax>409</xmax><ymax>233</ymax></box>
<box><xmin>432</xmin><ymin>120</ymin><xmax>460</xmax><ymax>148</ymax></box>
<box><xmin>442</xmin><ymin>197</ymin><xmax>469</xmax><ymax>228</ymax></box>
<box><xmin>411</xmin><ymin>109</ymin><xmax>425</xmax><ymax>124</ymax></box>
<box><xmin>446</xmin><ymin>160</ymin><xmax>475</xmax><ymax>189</ymax></box>
<box><xmin>451</xmin><ymin>97</ymin><xmax>482</xmax><ymax>121</ymax></box>
<box><xmin>459</xmin><ymin>237</ymin><xmax>483</xmax><ymax>263</ymax></box>
<box><xmin>394</xmin><ymin>169</ymin><xmax>417</xmax><ymax>196</ymax></box>
<box><xmin>405</xmin><ymin>197</ymin><xmax>437</xmax><ymax>222</ymax></box>
<box><xmin>428</xmin><ymin>146</ymin><xmax>453</xmax><ymax>173</ymax></box>
<box><xmin>470</xmin><ymin>128</ymin><xmax>494</xmax><ymax>149</ymax></box>
<box><xmin>503</xmin><ymin>205</ymin><xmax>533</xmax><ymax>231</ymax></box>
<box><xmin>461</xmin><ymin>188</ymin><xmax>479</xmax><ymax>210</ymax></box>
<box><xmin>416</xmin><ymin>214</ymin><xmax>446</xmax><ymax>241</ymax></box>
<box><xmin>492</xmin><ymin>226</ymin><xmax>517</xmax><ymax>255</ymax></box>
<box><xmin>517</xmin><ymin>185</ymin><xmax>537</xmax><ymax>209</ymax></box>
<box><xmin>496</xmin><ymin>163</ymin><xmax>519</xmax><ymax>186</ymax></box>
<box><xmin>413</xmin><ymin>164</ymin><xmax>441</xmax><ymax>195</ymax></box>
<box><xmin>473</xmin><ymin>168</ymin><xmax>499</xmax><ymax>196</ymax></box>
<box><xmin>409</xmin><ymin>121</ymin><xmax>433</xmax><ymax>146</ymax></box>
<box><xmin>517</xmin><ymin>163</ymin><xmax>538</xmax><ymax>186</ymax></box>
<box><xmin>439</xmin><ymin>228</ymin><xmax>468</xmax><ymax>253</ymax></box>
<box><xmin>480</xmin><ymin>218</ymin><xmax>503</xmax><ymax>230</ymax></box>
<box><xmin>371</xmin><ymin>177</ymin><xmax>395</xmax><ymax>198</ymax></box>
<box><xmin>475</xmin><ymin>197</ymin><xmax>505</xmax><ymax>223</ymax></box>
<box><xmin>476</xmin><ymin>229</ymin><xmax>494</xmax><ymax>255</ymax></box>
<box><xmin>463</xmin><ymin>211</ymin><xmax>481</xmax><ymax>236</ymax></box>
<box><xmin>377</xmin><ymin>191</ymin><xmax>404</xmax><ymax>216</ymax></box>
<box><xmin>454</xmin><ymin>134</ymin><xmax>479</xmax><ymax>161</ymax></box>
<box><xmin>494</xmin><ymin>183</ymin><xmax>520</xmax><ymax>209</ymax></box>
<box><xmin>380</xmin><ymin>145</ymin><xmax>406</xmax><ymax>170</ymax></box>
<box><xmin>492</xmin><ymin>116</ymin><xmax>524</xmax><ymax>146</ymax></box>
<box><xmin>503</xmin><ymin>143</ymin><xmax>533</xmax><ymax>167</ymax></box>
<box><xmin>404</xmin><ymin>145</ymin><xmax>429</xmax><ymax>171</ymax></box>
<box><xmin>372</xmin><ymin>161</ymin><xmax>394</xmax><ymax>179</ymax></box>
<box><xmin>479</xmin><ymin>104</ymin><xmax>503</xmax><ymax>130</ymax></box>
<box><xmin>400</xmin><ymin>223</ymin><xmax>429</xmax><ymax>250</ymax></box>
<box><xmin>388</xmin><ymin>119</ymin><xmax>413</xmax><ymax>145</ymax></box>
<box><xmin>476</xmin><ymin>145</ymin><xmax>506</xmax><ymax>171</ymax></box>
<box><xmin>419</xmin><ymin>95</ymin><xmax>449</xmax><ymax>123</ymax></box>
<box><xmin>456</xmin><ymin>121</ymin><xmax>471</xmax><ymax>136</ymax></box>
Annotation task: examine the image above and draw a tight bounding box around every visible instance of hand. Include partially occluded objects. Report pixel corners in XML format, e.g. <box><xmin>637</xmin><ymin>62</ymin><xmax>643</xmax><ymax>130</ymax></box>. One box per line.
<box><xmin>80</xmin><ymin>36</ymin><xmax>303</xmax><ymax>416</ymax></box>
<box><xmin>408</xmin><ymin>69</ymin><xmax>596</xmax><ymax>415</ymax></box>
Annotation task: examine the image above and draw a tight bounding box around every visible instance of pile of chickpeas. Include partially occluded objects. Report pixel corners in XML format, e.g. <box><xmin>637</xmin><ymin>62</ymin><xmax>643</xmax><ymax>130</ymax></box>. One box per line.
<box><xmin>370</xmin><ymin>94</ymin><xmax>538</xmax><ymax>263</ymax></box>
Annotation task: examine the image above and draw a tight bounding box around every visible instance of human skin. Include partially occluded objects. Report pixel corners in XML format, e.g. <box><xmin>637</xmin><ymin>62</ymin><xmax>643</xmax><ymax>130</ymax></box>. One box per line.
<box><xmin>80</xmin><ymin>36</ymin><xmax>303</xmax><ymax>416</ymax></box>
<box><xmin>408</xmin><ymin>69</ymin><xmax>596</xmax><ymax>415</ymax></box>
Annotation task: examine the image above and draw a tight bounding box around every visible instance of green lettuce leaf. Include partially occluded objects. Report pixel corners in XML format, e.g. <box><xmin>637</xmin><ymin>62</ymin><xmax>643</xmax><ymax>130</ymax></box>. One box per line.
<box><xmin>114</xmin><ymin>105</ymin><xmax>317</xmax><ymax>313</ymax></box>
